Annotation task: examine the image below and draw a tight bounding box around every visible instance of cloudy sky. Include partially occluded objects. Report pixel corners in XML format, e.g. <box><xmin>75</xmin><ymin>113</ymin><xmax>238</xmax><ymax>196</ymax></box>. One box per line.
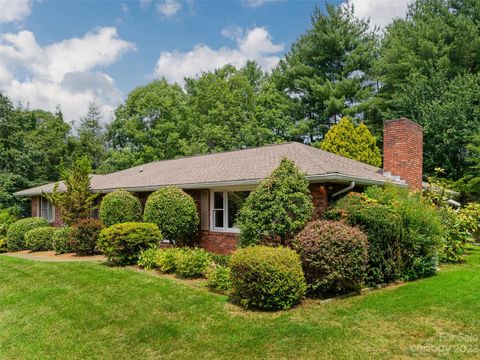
<box><xmin>0</xmin><ymin>0</ymin><xmax>411</xmax><ymax>121</ymax></box>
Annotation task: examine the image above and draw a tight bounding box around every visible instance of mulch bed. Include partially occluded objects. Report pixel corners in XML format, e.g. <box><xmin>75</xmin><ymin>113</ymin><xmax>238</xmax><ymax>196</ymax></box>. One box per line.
<box><xmin>2</xmin><ymin>250</ymin><xmax>106</xmax><ymax>262</ymax></box>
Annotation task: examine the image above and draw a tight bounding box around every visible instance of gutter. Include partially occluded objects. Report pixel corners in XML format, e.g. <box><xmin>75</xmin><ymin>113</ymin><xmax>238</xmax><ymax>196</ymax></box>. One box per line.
<box><xmin>331</xmin><ymin>181</ymin><xmax>355</xmax><ymax>198</ymax></box>
<box><xmin>15</xmin><ymin>173</ymin><xmax>402</xmax><ymax>197</ymax></box>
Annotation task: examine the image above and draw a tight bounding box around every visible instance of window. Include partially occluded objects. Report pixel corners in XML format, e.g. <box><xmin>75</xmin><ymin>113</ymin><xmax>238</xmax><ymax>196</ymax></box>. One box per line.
<box><xmin>40</xmin><ymin>197</ymin><xmax>54</xmax><ymax>222</ymax></box>
<box><xmin>211</xmin><ymin>191</ymin><xmax>250</xmax><ymax>231</ymax></box>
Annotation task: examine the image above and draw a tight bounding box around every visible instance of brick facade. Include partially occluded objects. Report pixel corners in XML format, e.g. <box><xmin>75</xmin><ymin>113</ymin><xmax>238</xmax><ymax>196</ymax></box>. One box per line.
<box><xmin>309</xmin><ymin>183</ymin><xmax>328</xmax><ymax>220</ymax></box>
<box><xmin>31</xmin><ymin>196</ymin><xmax>39</xmax><ymax>217</ymax></box>
<box><xmin>383</xmin><ymin>118</ymin><xmax>423</xmax><ymax>190</ymax></box>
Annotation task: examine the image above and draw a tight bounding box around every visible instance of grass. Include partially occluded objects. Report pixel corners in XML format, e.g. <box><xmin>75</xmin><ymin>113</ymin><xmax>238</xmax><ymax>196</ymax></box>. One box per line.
<box><xmin>1</xmin><ymin>248</ymin><xmax>480</xmax><ymax>360</ymax></box>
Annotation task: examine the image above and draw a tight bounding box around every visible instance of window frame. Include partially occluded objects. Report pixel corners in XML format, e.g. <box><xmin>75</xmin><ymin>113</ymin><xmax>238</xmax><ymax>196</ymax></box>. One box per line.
<box><xmin>210</xmin><ymin>188</ymin><xmax>251</xmax><ymax>233</ymax></box>
<box><xmin>39</xmin><ymin>196</ymin><xmax>55</xmax><ymax>223</ymax></box>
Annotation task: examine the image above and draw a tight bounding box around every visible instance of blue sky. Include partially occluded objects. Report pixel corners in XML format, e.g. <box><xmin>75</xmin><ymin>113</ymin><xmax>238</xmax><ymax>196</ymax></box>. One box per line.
<box><xmin>0</xmin><ymin>0</ymin><xmax>410</xmax><ymax>121</ymax></box>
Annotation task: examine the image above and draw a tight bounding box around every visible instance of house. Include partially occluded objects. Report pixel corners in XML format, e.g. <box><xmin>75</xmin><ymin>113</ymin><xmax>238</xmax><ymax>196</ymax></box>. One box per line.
<box><xmin>15</xmin><ymin>118</ymin><xmax>423</xmax><ymax>254</ymax></box>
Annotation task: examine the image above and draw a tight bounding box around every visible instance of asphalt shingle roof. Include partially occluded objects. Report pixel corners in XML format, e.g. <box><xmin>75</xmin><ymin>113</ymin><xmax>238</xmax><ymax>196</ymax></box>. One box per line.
<box><xmin>15</xmin><ymin>142</ymin><xmax>398</xmax><ymax>196</ymax></box>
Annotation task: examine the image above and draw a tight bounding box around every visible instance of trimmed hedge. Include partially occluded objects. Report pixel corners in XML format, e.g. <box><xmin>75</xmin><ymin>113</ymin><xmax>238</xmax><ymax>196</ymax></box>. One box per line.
<box><xmin>175</xmin><ymin>248</ymin><xmax>212</xmax><ymax>278</ymax></box>
<box><xmin>69</xmin><ymin>218</ymin><xmax>104</xmax><ymax>255</ymax></box>
<box><xmin>143</xmin><ymin>186</ymin><xmax>199</xmax><ymax>246</ymax></box>
<box><xmin>294</xmin><ymin>220</ymin><xmax>368</xmax><ymax>296</ymax></box>
<box><xmin>24</xmin><ymin>226</ymin><xmax>56</xmax><ymax>251</ymax></box>
<box><xmin>52</xmin><ymin>226</ymin><xmax>74</xmax><ymax>254</ymax></box>
<box><xmin>6</xmin><ymin>217</ymin><xmax>49</xmax><ymax>251</ymax></box>
<box><xmin>324</xmin><ymin>193</ymin><xmax>404</xmax><ymax>285</ymax></box>
<box><xmin>230</xmin><ymin>245</ymin><xmax>306</xmax><ymax>310</ymax></box>
<box><xmin>238</xmin><ymin>158</ymin><xmax>313</xmax><ymax>247</ymax></box>
<box><xmin>97</xmin><ymin>222</ymin><xmax>161</xmax><ymax>264</ymax></box>
<box><xmin>99</xmin><ymin>189</ymin><xmax>142</xmax><ymax>227</ymax></box>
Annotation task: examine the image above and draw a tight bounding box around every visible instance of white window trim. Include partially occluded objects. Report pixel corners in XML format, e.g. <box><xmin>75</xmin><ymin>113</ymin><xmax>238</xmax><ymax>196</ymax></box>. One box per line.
<box><xmin>210</xmin><ymin>190</ymin><xmax>249</xmax><ymax>233</ymax></box>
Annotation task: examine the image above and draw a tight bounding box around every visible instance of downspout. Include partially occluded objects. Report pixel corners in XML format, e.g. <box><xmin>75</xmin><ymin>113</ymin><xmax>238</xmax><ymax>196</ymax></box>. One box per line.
<box><xmin>331</xmin><ymin>181</ymin><xmax>355</xmax><ymax>198</ymax></box>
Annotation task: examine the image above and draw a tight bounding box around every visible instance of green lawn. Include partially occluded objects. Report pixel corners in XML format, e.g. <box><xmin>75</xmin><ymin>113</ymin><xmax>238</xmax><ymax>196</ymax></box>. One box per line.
<box><xmin>1</xmin><ymin>249</ymin><xmax>479</xmax><ymax>360</ymax></box>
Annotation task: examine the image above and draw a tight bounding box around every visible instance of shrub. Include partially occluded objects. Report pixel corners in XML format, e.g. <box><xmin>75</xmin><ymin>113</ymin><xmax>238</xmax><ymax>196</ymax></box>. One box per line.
<box><xmin>137</xmin><ymin>247</ymin><xmax>159</xmax><ymax>270</ymax></box>
<box><xmin>324</xmin><ymin>193</ymin><xmax>404</xmax><ymax>285</ymax></box>
<box><xmin>175</xmin><ymin>248</ymin><xmax>212</xmax><ymax>278</ymax></box>
<box><xmin>293</xmin><ymin>220</ymin><xmax>368</xmax><ymax>296</ymax></box>
<box><xmin>24</xmin><ymin>226</ymin><xmax>56</xmax><ymax>251</ymax></box>
<box><xmin>230</xmin><ymin>246</ymin><xmax>306</xmax><ymax>310</ymax></box>
<box><xmin>155</xmin><ymin>247</ymin><xmax>185</xmax><ymax>273</ymax></box>
<box><xmin>143</xmin><ymin>186</ymin><xmax>199</xmax><ymax>246</ymax></box>
<box><xmin>0</xmin><ymin>237</ymin><xmax>8</xmax><ymax>253</ymax></box>
<box><xmin>238</xmin><ymin>158</ymin><xmax>313</xmax><ymax>247</ymax></box>
<box><xmin>97</xmin><ymin>222</ymin><xmax>161</xmax><ymax>264</ymax></box>
<box><xmin>52</xmin><ymin>226</ymin><xmax>74</xmax><ymax>254</ymax></box>
<box><xmin>0</xmin><ymin>207</ymin><xmax>19</xmax><ymax>238</ymax></box>
<box><xmin>205</xmin><ymin>264</ymin><xmax>232</xmax><ymax>293</ymax></box>
<box><xmin>69</xmin><ymin>218</ymin><xmax>104</xmax><ymax>255</ymax></box>
<box><xmin>6</xmin><ymin>217</ymin><xmax>49</xmax><ymax>251</ymax></box>
<box><xmin>99</xmin><ymin>189</ymin><xmax>142</xmax><ymax>227</ymax></box>
<box><xmin>365</xmin><ymin>185</ymin><xmax>444</xmax><ymax>280</ymax></box>
<box><xmin>210</xmin><ymin>254</ymin><xmax>231</xmax><ymax>267</ymax></box>
<box><xmin>439</xmin><ymin>207</ymin><xmax>471</xmax><ymax>263</ymax></box>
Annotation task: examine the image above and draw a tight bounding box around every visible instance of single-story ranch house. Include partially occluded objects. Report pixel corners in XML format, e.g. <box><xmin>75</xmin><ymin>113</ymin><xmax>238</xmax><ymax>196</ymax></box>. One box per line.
<box><xmin>15</xmin><ymin>118</ymin><xmax>423</xmax><ymax>254</ymax></box>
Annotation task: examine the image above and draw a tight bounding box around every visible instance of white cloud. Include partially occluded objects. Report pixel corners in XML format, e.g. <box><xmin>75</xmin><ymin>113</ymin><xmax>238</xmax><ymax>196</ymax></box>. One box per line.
<box><xmin>243</xmin><ymin>0</ymin><xmax>278</xmax><ymax>8</ymax></box>
<box><xmin>139</xmin><ymin>0</ymin><xmax>151</xmax><ymax>10</ymax></box>
<box><xmin>0</xmin><ymin>0</ymin><xmax>32</xmax><ymax>23</ymax></box>
<box><xmin>156</xmin><ymin>0</ymin><xmax>182</xmax><ymax>17</ymax></box>
<box><xmin>344</xmin><ymin>0</ymin><xmax>412</xmax><ymax>29</ymax></box>
<box><xmin>0</xmin><ymin>27</ymin><xmax>136</xmax><ymax>121</ymax></box>
<box><xmin>153</xmin><ymin>26</ymin><xmax>284</xmax><ymax>84</ymax></box>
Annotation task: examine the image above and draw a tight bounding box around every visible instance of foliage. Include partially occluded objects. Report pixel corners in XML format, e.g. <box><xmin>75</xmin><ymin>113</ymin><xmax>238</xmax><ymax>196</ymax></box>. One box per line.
<box><xmin>376</xmin><ymin>0</ymin><xmax>480</xmax><ymax>179</ymax></box>
<box><xmin>175</xmin><ymin>248</ymin><xmax>212</xmax><ymax>279</ymax></box>
<box><xmin>238</xmin><ymin>158</ymin><xmax>313</xmax><ymax>247</ymax></box>
<box><xmin>143</xmin><ymin>186</ymin><xmax>199</xmax><ymax>246</ymax></box>
<box><xmin>274</xmin><ymin>4</ymin><xmax>378</xmax><ymax>141</ymax></box>
<box><xmin>24</xmin><ymin>226</ymin><xmax>55</xmax><ymax>251</ymax></box>
<box><xmin>155</xmin><ymin>247</ymin><xmax>186</xmax><ymax>273</ymax></box>
<box><xmin>324</xmin><ymin>193</ymin><xmax>404</xmax><ymax>285</ymax></box>
<box><xmin>52</xmin><ymin>226</ymin><xmax>74</xmax><ymax>255</ymax></box>
<box><xmin>230</xmin><ymin>245</ymin><xmax>306</xmax><ymax>310</ymax></box>
<box><xmin>365</xmin><ymin>185</ymin><xmax>444</xmax><ymax>280</ymax></box>
<box><xmin>210</xmin><ymin>253</ymin><xmax>230</xmax><ymax>267</ymax></box>
<box><xmin>6</xmin><ymin>217</ymin><xmax>49</xmax><ymax>251</ymax></box>
<box><xmin>99</xmin><ymin>189</ymin><xmax>142</xmax><ymax>227</ymax></box>
<box><xmin>137</xmin><ymin>247</ymin><xmax>159</xmax><ymax>270</ymax></box>
<box><xmin>0</xmin><ymin>237</ymin><xmax>7</xmax><ymax>253</ymax></box>
<box><xmin>205</xmin><ymin>264</ymin><xmax>232</xmax><ymax>293</ymax></box>
<box><xmin>439</xmin><ymin>207</ymin><xmax>471</xmax><ymax>263</ymax></box>
<box><xmin>44</xmin><ymin>157</ymin><xmax>99</xmax><ymax>225</ymax></box>
<box><xmin>69</xmin><ymin>218</ymin><xmax>104</xmax><ymax>255</ymax></box>
<box><xmin>97</xmin><ymin>222</ymin><xmax>161</xmax><ymax>265</ymax></box>
<box><xmin>0</xmin><ymin>206</ymin><xmax>19</xmax><ymax>238</ymax></box>
<box><xmin>293</xmin><ymin>220</ymin><xmax>368</xmax><ymax>296</ymax></box>
<box><xmin>319</xmin><ymin>117</ymin><xmax>382</xmax><ymax>167</ymax></box>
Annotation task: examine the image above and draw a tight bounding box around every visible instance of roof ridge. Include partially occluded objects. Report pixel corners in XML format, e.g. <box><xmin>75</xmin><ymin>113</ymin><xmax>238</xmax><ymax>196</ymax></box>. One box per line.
<box><xmin>290</xmin><ymin>142</ymin><xmax>328</xmax><ymax>173</ymax></box>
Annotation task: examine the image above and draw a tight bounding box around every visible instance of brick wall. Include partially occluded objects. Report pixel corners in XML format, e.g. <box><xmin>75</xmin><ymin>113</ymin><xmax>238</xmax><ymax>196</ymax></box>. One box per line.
<box><xmin>309</xmin><ymin>183</ymin><xmax>328</xmax><ymax>219</ymax></box>
<box><xmin>31</xmin><ymin>196</ymin><xmax>39</xmax><ymax>217</ymax></box>
<box><xmin>383</xmin><ymin>118</ymin><xmax>423</xmax><ymax>190</ymax></box>
<box><xmin>199</xmin><ymin>230</ymin><xmax>238</xmax><ymax>255</ymax></box>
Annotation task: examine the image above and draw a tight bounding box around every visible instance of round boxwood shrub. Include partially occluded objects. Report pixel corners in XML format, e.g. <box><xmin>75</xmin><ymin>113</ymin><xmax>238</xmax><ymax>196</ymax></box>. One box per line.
<box><xmin>237</xmin><ymin>158</ymin><xmax>313</xmax><ymax>247</ymax></box>
<box><xmin>99</xmin><ymin>189</ymin><xmax>142</xmax><ymax>227</ymax></box>
<box><xmin>6</xmin><ymin>217</ymin><xmax>49</xmax><ymax>251</ymax></box>
<box><xmin>52</xmin><ymin>226</ymin><xmax>74</xmax><ymax>254</ymax></box>
<box><xmin>293</xmin><ymin>220</ymin><xmax>368</xmax><ymax>296</ymax></box>
<box><xmin>69</xmin><ymin>218</ymin><xmax>104</xmax><ymax>255</ymax></box>
<box><xmin>143</xmin><ymin>186</ymin><xmax>199</xmax><ymax>246</ymax></box>
<box><xmin>175</xmin><ymin>248</ymin><xmax>212</xmax><ymax>278</ymax></box>
<box><xmin>324</xmin><ymin>193</ymin><xmax>404</xmax><ymax>285</ymax></box>
<box><xmin>24</xmin><ymin>226</ymin><xmax>56</xmax><ymax>251</ymax></box>
<box><xmin>97</xmin><ymin>222</ymin><xmax>161</xmax><ymax>264</ymax></box>
<box><xmin>230</xmin><ymin>245</ymin><xmax>306</xmax><ymax>310</ymax></box>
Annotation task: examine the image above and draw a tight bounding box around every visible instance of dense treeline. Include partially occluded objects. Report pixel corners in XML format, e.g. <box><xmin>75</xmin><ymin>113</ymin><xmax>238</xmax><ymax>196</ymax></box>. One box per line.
<box><xmin>1</xmin><ymin>0</ymin><xmax>479</xmax><ymax>214</ymax></box>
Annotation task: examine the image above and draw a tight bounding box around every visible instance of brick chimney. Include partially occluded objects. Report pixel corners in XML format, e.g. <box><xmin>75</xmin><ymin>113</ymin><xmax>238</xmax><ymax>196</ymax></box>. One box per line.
<box><xmin>383</xmin><ymin>118</ymin><xmax>423</xmax><ymax>190</ymax></box>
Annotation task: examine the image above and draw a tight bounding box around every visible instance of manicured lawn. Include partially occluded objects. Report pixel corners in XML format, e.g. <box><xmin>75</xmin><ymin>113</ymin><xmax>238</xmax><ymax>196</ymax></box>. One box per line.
<box><xmin>1</xmin><ymin>249</ymin><xmax>480</xmax><ymax>359</ymax></box>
